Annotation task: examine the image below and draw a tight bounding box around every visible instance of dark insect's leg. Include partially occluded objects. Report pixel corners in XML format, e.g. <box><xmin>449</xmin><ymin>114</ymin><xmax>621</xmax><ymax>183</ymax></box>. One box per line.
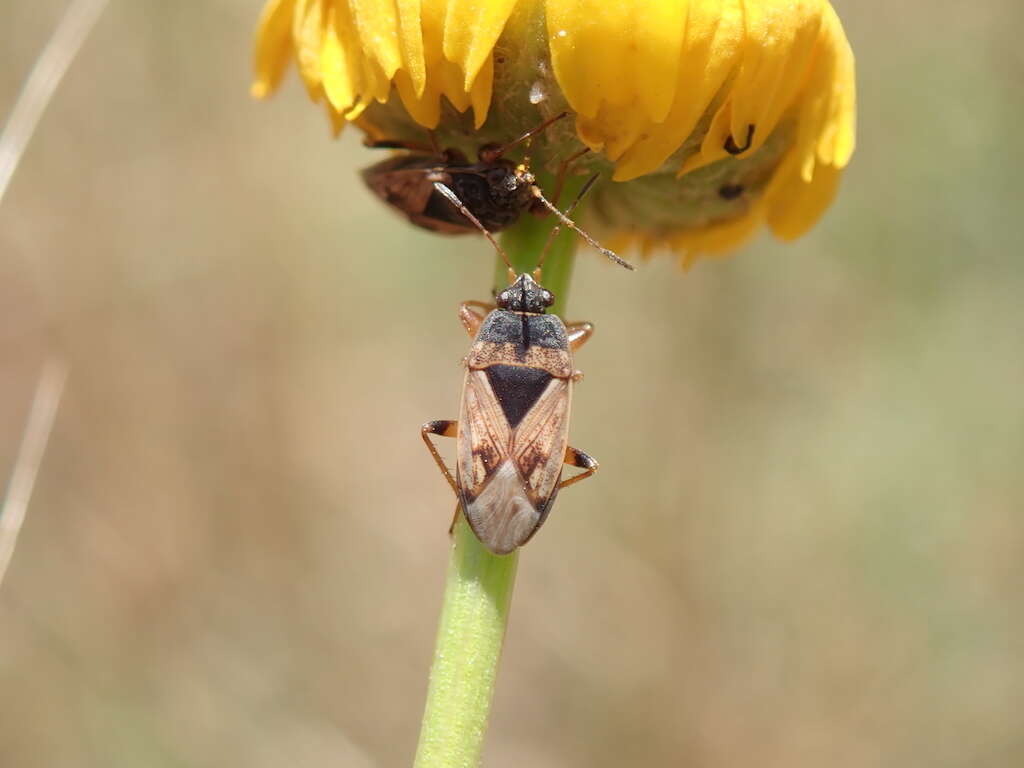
<box><xmin>421</xmin><ymin>420</ymin><xmax>459</xmax><ymax>495</ymax></box>
<box><xmin>548</xmin><ymin>147</ymin><xmax>592</xmax><ymax>208</ymax></box>
<box><xmin>478</xmin><ymin>111</ymin><xmax>570</xmax><ymax>163</ymax></box>
<box><xmin>459</xmin><ymin>301</ymin><xmax>494</xmax><ymax>338</ymax></box>
<box><xmin>557</xmin><ymin>446</ymin><xmax>599</xmax><ymax>490</ymax></box>
<box><xmin>363</xmin><ymin>131</ymin><xmax>459</xmax><ymax>158</ymax></box>
<box><xmin>564</xmin><ymin>321</ymin><xmax>594</xmax><ymax>352</ymax></box>
<box><xmin>363</xmin><ymin>137</ymin><xmax>436</xmax><ymax>153</ymax></box>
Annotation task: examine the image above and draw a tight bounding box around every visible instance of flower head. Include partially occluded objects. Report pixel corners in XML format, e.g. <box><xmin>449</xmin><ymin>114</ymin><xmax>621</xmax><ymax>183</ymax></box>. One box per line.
<box><xmin>253</xmin><ymin>0</ymin><xmax>856</xmax><ymax>265</ymax></box>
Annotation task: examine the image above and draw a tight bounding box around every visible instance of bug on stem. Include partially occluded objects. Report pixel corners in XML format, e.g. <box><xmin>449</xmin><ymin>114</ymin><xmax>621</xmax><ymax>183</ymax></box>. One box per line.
<box><xmin>361</xmin><ymin>111</ymin><xmax>592</xmax><ymax>238</ymax></box>
<box><xmin>421</xmin><ymin>178</ymin><xmax>632</xmax><ymax>554</ymax></box>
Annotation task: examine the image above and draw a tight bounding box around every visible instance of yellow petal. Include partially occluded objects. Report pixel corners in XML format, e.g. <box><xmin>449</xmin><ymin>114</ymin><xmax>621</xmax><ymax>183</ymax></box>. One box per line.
<box><xmin>349</xmin><ymin>0</ymin><xmax>403</xmax><ymax>80</ymax></box>
<box><xmin>391</xmin><ymin>0</ymin><xmax>446</xmax><ymax>127</ymax></box>
<box><xmin>576</xmin><ymin>105</ymin><xmax>653</xmax><ymax>164</ymax></box>
<box><xmin>677</xmin><ymin>1</ymin><xmax>823</xmax><ymax>179</ymax></box>
<box><xmin>728</xmin><ymin>0</ymin><xmax>823</xmax><ymax>157</ymax></box>
<box><xmin>395</xmin><ymin>0</ymin><xmax>427</xmax><ymax>97</ymax></box>
<box><xmin>326</xmin><ymin>102</ymin><xmax>348</xmax><ymax>136</ymax></box>
<box><xmin>765</xmin><ymin>153</ymin><xmax>842</xmax><ymax>240</ymax></box>
<box><xmin>394</xmin><ymin>70</ymin><xmax>442</xmax><ymax>127</ymax></box>
<box><xmin>794</xmin><ymin>43</ymin><xmax>831</xmax><ymax>180</ymax></box>
<box><xmin>667</xmin><ymin>201</ymin><xmax>765</xmax><ymax>255</ymax></box>
<box><xmin>468</xmin><ymin>55</ymin><xmax>493</xmax><ymax>129</ymax></box>
<box><xmin>785</xmin><ymin>5</ymin><xmax>856</xmax><ymax>183</ymax></box>
<box><xmin>327</xmin><ymin>0</ymin><xmax>384</xmax><ymax>114</ymax></box>
<box><xmin>547</xmin><ymin>0</ymin><xmax>639</xmax><ymax>119</ymax></box>
<box><xmin>251</xmin><ymin>0</ymin><xmax>298</xmax><ymax>99</ymax></box>
<box><xmin>321</xmin><ymin>5</ymin><xmax>356</xmax><ymax>112</ymax></box>
<box><xmin>633</xmin><ymin>1</ymin><xmax>687</xmax><ymax>123</ymax></box>
<box><xmin>442</xmin><ymin>0</ymin><xmax>517</xmax><ymax>91</ymax></box>
<box><xmin>437</xmin><ymin>56</ymin><xmax>471</xmax><ymax>112</ymax></box>
<box><xmin>292</xmin><ymin>0</ymin><xmax>325</xmax><ymax>97</ymax></box>
<box><xmin>611</xmin><ymin>1</ymin><xmax>744</xmax><ymax>181</ymax></box>
<box><xmin>676</xmin><ymin>100</ymin><xmax>734</xmax><ymax>178</ymax></box>
<box><xmin>344</xmin><ymin>0</ymin><xmax>427</xmax><ymax>105</ymax></box>
<box><xmin>553</xmin><ymin>0</ymin><xmax>687</xmax><ymax>125</ymax></box>
<box><xmin>419</xmin><ymin>0</ymin><xmax>447</xmax><ymax>69</ymax></box>
<box><xmin>816</xmin><ymin>5</ymin><xmax>856</xmax><ymax>168</ymax></box>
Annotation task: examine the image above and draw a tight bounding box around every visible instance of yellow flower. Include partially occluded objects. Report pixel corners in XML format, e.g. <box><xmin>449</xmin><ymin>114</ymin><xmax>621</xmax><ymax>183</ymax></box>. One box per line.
<box><xmin>252</xmin><ymin>0</ymin><xmax>855</xmax><ymax>264</ymax></box>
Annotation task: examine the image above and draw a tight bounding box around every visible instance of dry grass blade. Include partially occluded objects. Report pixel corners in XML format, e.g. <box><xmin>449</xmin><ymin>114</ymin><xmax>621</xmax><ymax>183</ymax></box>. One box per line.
<box><xmin>0</xmin><ymin>361</ymin><xmax>69</xmax><ymax>588</ymax></box>
<box><xmin>0</xmin><ymin>0</ymin><xmax>109</xmax><ymax>206</ymax></box>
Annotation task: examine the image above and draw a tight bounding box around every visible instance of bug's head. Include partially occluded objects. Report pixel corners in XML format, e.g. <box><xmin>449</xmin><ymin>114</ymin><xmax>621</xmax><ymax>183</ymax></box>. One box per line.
<box><xmin>497</xmin><ymin>273</ymin><xmax>554</xmax><ymax>314</ymax></box>
<box><xmin>481</xmin><ymin>162</ymin><xmax>535</xmax><ymax>211</ymax></box>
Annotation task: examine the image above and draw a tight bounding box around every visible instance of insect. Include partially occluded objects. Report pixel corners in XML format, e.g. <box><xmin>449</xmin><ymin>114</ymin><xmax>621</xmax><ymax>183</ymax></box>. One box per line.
<box><xmin>420</xmin><ymin>178</ymin><xmax>633</xmax><ymax>554</ymax></box>
<box><xmin>361</xmin><ymin>111</ymin><xmax>593</xmax><ymax>238</ymax></box>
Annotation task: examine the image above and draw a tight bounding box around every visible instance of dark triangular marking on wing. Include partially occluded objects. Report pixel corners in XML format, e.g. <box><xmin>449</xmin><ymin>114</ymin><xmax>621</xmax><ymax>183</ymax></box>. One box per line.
<box><xmin>484</xmin><ymin>364</ymin><xmax>553</xmax><ymax>428</ymax></box>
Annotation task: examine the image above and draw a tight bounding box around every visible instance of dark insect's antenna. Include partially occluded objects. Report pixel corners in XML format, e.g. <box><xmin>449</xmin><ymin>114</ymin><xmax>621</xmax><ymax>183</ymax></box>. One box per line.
<box><xmin>480</xmin><ymin>111</ymin><xmax>570</xmax><ymax>163</ymax></box>
<box><xmin>433</xmin><ymin>181</ymin><xmax>515</xmax><ymax>282</ymax></box>
<box><xmin>530</xmin><ymin>182</ymin><xmax>635</xmax><ymax>271</ymax></box>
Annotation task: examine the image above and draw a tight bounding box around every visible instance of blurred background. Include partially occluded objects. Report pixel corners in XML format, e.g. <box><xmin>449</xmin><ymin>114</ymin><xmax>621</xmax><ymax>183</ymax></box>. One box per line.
<box><xmin>1</xmin><ymin>0</ymin><xmax>1022</xmax><ymax>765</ymax></box>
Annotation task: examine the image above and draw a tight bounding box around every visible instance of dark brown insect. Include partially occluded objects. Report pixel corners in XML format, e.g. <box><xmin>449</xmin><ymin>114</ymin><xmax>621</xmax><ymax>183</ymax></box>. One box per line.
<box><xmin>361</xmin><ymin>112</ymin><xmax>591</xmax><ymax>237</ymax></box>
<box><xmin>420</xmin><ymin>179</ymin><xmax>633</xmax><ymax>554</ymax></box>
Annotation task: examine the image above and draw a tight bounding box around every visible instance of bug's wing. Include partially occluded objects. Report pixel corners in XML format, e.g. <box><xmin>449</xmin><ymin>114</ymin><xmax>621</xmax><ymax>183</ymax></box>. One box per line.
<box><xmin>361</xmin><ymin>159</ymin><xmax>475</xmax><ymax>234</ymax></box>
<box><xmin>510</xmin><ymin>377</ymin><xmax>571</xmax><ymax>511</ymax></box>
<box><xmin>462</xmin><ymin>461</ymin><xmax>541</xmax><ymax>554</ymax></box>
<box><xmin>457</xmin><ymin>369</ymin><xmax>512</xmax><ymax>493</ymax></box>
<box><xmin>361</xmin><ymin>162</ymin><xmax>436</xmax><ymax>216</ymax></box>
<box><xmin>457</xmin><ymin>370</ymin><xmax>540</xmax><ymax>554</ymax></box>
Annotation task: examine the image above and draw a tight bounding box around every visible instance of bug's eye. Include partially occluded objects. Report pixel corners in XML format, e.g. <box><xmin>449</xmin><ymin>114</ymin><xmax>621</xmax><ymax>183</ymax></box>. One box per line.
<box><xmin>499</xmin><ymin>290</ymin><xmax>511</xmax><ymax>303</ymax></box>
<box><xmin>541</xmin><ymin>290</ymin><xmax>553</xmax><ymax>304</ymax></box>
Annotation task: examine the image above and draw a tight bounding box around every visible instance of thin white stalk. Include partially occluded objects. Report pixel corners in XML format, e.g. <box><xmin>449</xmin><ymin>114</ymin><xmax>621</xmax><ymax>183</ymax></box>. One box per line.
<box><xmin>0</xmin><ymin>0</ymin><xmax>110</xmax><ymax>206</ymax></box>
<box><xmin>0</xmin><ymin>361</ymin><xmax>69</xmax><ymax>588</ymax></box>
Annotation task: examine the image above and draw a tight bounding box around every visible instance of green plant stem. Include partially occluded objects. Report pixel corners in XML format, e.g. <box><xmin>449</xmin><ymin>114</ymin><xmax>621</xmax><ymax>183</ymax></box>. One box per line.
<box><xmin>413</xmin><ymin>174</ymin><xmax>583</xmax><ymax>768</ymax></box>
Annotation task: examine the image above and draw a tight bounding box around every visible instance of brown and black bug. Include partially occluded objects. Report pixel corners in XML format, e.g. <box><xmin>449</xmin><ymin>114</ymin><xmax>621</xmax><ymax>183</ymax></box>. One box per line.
<box><xmin>361</xmin><ymin>111</ymin><xmax>598</xmax><ymax>240</ymax></box>
<box><xmin>420</xmin><ymin>178</ymin><xmax>633</xmax><ymax>554</ymax></box>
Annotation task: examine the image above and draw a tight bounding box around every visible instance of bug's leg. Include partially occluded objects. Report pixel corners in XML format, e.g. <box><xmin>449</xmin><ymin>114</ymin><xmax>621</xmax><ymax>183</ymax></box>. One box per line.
<box><xmin>459</xmin><ymin>301</ymin><xmax>494</xmax><ymax>338</ymax></box>
<box><xmin>421</xmin><ymin>420</ymin><xmax>459</xmax><ymax>495</ymax></box>
<box><xmin>427</xmin><ymin>129</ymin><xmax>442</xmax><ymax>156</ymax></box>
<box><xmin>479</xmin><ymin>111</ymin><xmax>570</xmax><ymax>163</ymax></box>
<box><xmin>547</xmin><ymin>147</ymin><xmax>592</xmax><ymax>209</ymax></box>
<box><xmin>565</xmin><ymin>321</ymin><xmax>594</xmax><ymax>382</ymax></box>
<box><xmin>449</xmin><ymin>502</ymin><xmax>463</xmax><ymax>535</ymax></box>
<box><xmin>557</xmin><ymin>446</ymin><xmax>599</xmax><ymax>490</ymax></box>
<box><xmin>363</xmin><ymin>130</ymin><xmax>459</xmax><ymax>159</ymax></box>
<box><xmin>564</xmin><ymin>321</ymin><xmax>594</xmax><ymax>352</ymax></box>
<box><xmin>363</xmin><ymin>137</ymin><xmax>437</xmax><ymax>153</ymax></box>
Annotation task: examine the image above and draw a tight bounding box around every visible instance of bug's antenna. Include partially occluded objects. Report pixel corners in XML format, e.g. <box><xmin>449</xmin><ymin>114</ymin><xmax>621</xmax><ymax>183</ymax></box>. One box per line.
<box><xmin>530</xmin><ymin>183</ymin><xmax>635</xmax><ymax>271</ymax></box>
<box><xmin>536</xmin><ymin>173</ymin><xmax>601</xmax><ymax>275</ymax></box>
<box><xmin>480</xmin><ymin>111</ymin><xmax>570</xmax><ymax>163</ymax></box>
<box><xmin>433</xmin><ymin>182</ymin><xmax>515</xmax><ymax>280</ymax></box>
